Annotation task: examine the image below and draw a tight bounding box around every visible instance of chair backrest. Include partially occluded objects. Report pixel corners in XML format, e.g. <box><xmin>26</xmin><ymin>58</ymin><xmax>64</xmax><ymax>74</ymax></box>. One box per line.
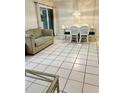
<box><xmin>70</xmin><ymin>26</ymin><xmax>79</xmax><ymax>35</ymax></box>
<box><xmin>80</xmin><ymin>26</ymin><xmax>89</xmax><ymax>35</ymax></box>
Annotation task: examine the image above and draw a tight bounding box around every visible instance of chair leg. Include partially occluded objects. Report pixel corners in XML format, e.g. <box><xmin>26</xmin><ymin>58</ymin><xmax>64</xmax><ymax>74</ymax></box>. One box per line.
<box><xmin>65</xmin><ymin>35</ymin><xmax>66</xmax><ymax>41</ymax></box>
<box><xmin>70</xmin><ymin>36</ymin><xmax>72</xmax><ymax>43</ymax></box>
<box><xmin>79</xmin><ymin>35</ymin><xmax>81</xmax><ymax>43</ymax></box>
<box><xmin>76</xmin><ymin>36</ymin><xmax>78</xmax><ymax>43</ymax></box>
<box><xmin>94</xmin><ymin>35</ymin><xmax>96</xmax><ymax>41</ymax></box>
<box><xmin>87</xmin><ymin>36</ymin><xmax>89</xmax><ymax>42</ymax></box>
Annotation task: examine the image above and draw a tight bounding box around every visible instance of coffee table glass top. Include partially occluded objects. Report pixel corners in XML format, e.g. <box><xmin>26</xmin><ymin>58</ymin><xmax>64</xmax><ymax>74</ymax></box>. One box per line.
<box><xmin>25</xmin><ymin>69</ymin><xmax>59</xmax><ymax>93</ymax></box>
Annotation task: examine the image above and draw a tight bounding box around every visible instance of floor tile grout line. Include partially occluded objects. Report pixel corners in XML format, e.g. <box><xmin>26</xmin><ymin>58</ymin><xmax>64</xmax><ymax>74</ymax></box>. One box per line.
<box><xmin>25</xmin><ymin>81</ymin><xmax>33</xmax><ymax>91</ymax></box>
<box><xmin>84</xmin><ymin>83</ymin><xmax>99</xmax><ymax>87</ymax></box>
<box><xmin>29</xmin><ymin>43</ymin><xmax>58</xmax><ymax>58</ymax></box>
<box><xmin>47</xmin><ymin>43</ymin><xmax>76</xmax><ymax>92</ymax></box>
<box><xmin>60</xmin><ymin>60</ymin><xmax>98</xmax><ymax>68</ymax></box>
<box><xmin>26</xmin><ymin>42</ymin><xmax>99</xmax><ymax>92</ymax></box>
<box><xmin>55</xmin><ymin>69</ymin><xmax>98</xmax><ymax>77</ymax></box>
<box><xmin>28</xmin><ymin>49</ymin><xmax>56</xmax><ymax>65</ymax></box>
<box><xmin>85</xmin><ymin>72</ymin><xmax>99</xmax><ymax>76</ymax></box>
<box><xmin>26</xmin><ymin>80</ymin><xmax>49</xmax><ymax>87</ymax></box>
<box><xmin>81</xmin><ymin>42</ymin><xmax>99</xmax><ymax>92</ymax></box>
<box><xmin>62</xmin><ymin>43</ymin><xmax>83</xmax><ymax>93</ymax></box>
<box><xmin>26</xmin><ymin>78</ymin><xmax>53</xmax><ymax>92</ymax></box>
<box><xmin>54</xmin><ymin>43</ymin><xmax>75</xmax><ymax>74</ymax></box>
<box><xmin>37</xmin><ymin>43</ymin><xmax>68</xmax><ymax>64</ymax></box>
<box><xmin>26</xmin><ymin>79</ymin><xmax>50</xmax><ymax>93</ymax></box>
<box><xmin>60</xmin><ymin>78</ymin><xmax>99</xmax><ymax>87</ymax></box>
<box><xmin>25</xmin><ymin>62</ymin><xmax>41</xmax><ymax>71</ymax></box>
<box><xmin>25</xmin><ymin>76</ymin><xmax>40</xmax><ymax>91</ymax></box>
<box><xmin>49</xmin><ymin>59</ymin><xmax>86</xmax><ymax>71</ymax></box>
<box><xmin>41</xmin><ymin>43</ymin><xmax>70</xmax><ymax>74</ymax></box>
<box><xmin>50</xmin><ymin>64</ymin><xmax>98</xmax><ymax>75</ymax></box>
<box><xmin>86</xmin><ymin>64</ymin><xmax>99</xmax><ymax>68</ymax></box>
<box><xmin>53</xmin><ymin>44</ymin><xmax>75</xmax><ymax>78</ymax></box>
<box><xmin>82</xmin><ymin>42</ymin><xmax>90</xmax><ymax>93</ymax></box>
<box><xmin>39</xmin><ymin>43</ymin><xmax>72</xmax><ymax>93</ymax></box>
<box><xmin>61</xmin><ymin>45</ymin><xmax>77</xmax><ymax>92</ymax></box>
<box><xmin>25</xmin><ymin>44</ymin><xmax>69</xmax><ymax>91</ymax></box>
<box><xmin>26</xmin><ymin>41</ymin><xmax>69</xmax><ymax>89</ymax></box>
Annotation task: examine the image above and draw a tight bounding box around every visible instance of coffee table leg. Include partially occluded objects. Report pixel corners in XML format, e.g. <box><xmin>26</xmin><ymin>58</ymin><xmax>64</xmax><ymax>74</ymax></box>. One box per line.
<box><xmin>57</xmin><ymin>80</ymin><xmax>59</xmax><ymax>93</ymax></box>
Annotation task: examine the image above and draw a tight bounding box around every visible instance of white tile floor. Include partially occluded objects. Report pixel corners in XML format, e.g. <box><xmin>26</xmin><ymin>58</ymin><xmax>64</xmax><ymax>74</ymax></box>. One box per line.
<box><xmin>25</xmin><ymin>37</ymin><xmax>99</xmax><ymax>93</ymax></box>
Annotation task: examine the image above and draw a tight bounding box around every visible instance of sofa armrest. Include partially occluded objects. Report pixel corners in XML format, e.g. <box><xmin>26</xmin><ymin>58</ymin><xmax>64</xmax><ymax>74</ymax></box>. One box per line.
<box><xmin>25</xmin><ymin>34</ymin><xmax>35</xmax><ymax>54</ymax></box>
<box><xmin>42</xmin><ymin>29</ymin><xmax>53</xmax><ymax>36</ymax></box>
<box><xmin>25</xmin><ymin>33</ymin><xmax>34</xmax><ymax>38</ymax></box>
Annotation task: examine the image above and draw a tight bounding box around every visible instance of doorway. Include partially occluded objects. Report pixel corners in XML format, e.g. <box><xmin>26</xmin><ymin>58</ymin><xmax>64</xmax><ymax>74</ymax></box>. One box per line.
<box><xmin>40</xmin><ymin>7</ymin><xmax>54</xmax><ymax>35</ymax></box>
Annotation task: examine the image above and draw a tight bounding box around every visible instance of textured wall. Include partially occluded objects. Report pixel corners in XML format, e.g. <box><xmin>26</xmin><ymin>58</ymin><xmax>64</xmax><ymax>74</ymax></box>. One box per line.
<box><xmin>25</xmin><ymin>0</ymin><xmax>99</xmax><ymax>40</ymax></box>
<box><xmin>25</xmin><ymin>0</ymin><xmax>37</xmax><ymax>30</ymax></box>
<box><xmin>25</xmin><ymin>0</ymin><xmax>54</xmax><ymax>30</ymax></box>
<box><xmin>54</xmin><ymin>0</ymin><xmax>99</xmax><ymax>40</ymax></box>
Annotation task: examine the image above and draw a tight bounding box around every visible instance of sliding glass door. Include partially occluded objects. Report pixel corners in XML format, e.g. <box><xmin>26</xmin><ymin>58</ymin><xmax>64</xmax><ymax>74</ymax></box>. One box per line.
<box><xmin>48</xmin><ymin>9</ymin><xmax>54</xmax><ymax>30</ymax></box>
<box><xmin>40</xmin><ymin>7</ymin><xmax>54</xmax><ymax>35</ymax></box>
<box><xmin>41</xmin><ymin>8</ymin><xmax>48</xmax><ymax>29</ymax></box>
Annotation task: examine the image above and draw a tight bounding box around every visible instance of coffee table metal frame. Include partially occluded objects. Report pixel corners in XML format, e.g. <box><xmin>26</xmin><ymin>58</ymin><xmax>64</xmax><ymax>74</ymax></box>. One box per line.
<box><xmin>25</xmin><ymin>69</ymin><xmax>59</xmax><ymax>93</ymax></box>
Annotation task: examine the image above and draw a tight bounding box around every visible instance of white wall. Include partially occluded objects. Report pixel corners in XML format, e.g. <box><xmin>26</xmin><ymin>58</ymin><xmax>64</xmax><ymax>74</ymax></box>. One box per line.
<box><xmin>25</xmin><ymin>0</ymin><xmax>37</xmax><ymax>30</ymax></box>
<box><xmin>54</xmin><ymin>0</ymin><xmax>99</xmax><ymax>40</ymax></box>
<box><xmin>25</xmin><ymin>0</ymin><xmax>54</xmax><ymax>30</ymax></box>
<box><xmin>25</xmin><ymin>0</ymin><xmax>99</xmax><ymax>40</ymax></box>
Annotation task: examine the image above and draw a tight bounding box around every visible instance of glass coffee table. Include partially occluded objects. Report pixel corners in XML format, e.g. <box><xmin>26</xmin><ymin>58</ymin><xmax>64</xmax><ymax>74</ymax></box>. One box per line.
<box><xmin>25</xmin><ymin>69</ymin><xmax>59</xmax><ymax>93</ymax></box>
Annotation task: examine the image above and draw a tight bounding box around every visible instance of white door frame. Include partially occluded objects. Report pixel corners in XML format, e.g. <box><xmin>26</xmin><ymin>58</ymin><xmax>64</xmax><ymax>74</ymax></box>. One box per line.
<box><xmin>35</xmin><ymin>3</ymin><xmax>56</xmax><ymax>35</ymax></box>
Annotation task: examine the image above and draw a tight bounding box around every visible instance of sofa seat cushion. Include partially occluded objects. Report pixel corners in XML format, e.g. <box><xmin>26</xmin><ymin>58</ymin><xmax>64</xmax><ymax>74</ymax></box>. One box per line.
<box><xmin>35</xmin><ymin>36</ymin><xmax>52</xmax><ymax>47</ymax></box>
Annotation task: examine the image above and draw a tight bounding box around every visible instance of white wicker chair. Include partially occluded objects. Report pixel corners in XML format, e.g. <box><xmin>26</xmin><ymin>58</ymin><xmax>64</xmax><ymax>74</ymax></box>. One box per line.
<box><xmin>70</xmin><ymin>26</ymin><xmax>79</xmax><ymax>43</ymax></box>
<box><xmin>79</xmin><ymin>26</ymin><xmax>89</xmax><ymax>43</ymax></box>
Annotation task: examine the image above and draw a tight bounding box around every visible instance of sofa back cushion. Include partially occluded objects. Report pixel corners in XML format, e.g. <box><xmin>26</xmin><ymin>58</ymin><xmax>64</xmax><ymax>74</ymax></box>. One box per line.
<box><xmin>28</xmin><ymin>28</ymin><xmax>43</xmax><ymax>38</ymax></box>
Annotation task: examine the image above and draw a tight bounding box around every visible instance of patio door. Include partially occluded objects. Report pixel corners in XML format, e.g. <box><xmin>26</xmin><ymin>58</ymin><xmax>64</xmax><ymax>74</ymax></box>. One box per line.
<box><xmin>40</xmin><ymin>7</ymin><xmax>54</xmax><ymax>35</ymax></box>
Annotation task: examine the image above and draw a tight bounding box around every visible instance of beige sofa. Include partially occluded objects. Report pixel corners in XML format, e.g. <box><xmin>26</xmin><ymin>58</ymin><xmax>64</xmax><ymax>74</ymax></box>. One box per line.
<box><xmin>25</xmin><ymin>28</ymin><xmax>54</xmax><ymax>54</ymax></box>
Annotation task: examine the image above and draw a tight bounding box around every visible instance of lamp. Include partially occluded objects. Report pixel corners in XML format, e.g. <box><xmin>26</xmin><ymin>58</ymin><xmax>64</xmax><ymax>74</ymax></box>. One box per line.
<box><xmin>61</xmin><ymin>25</ymin><xmax>66</xmax><ymax>34</ymax></box>
<box><xmin>61</xmin><ymin>25</ymin><xmax>66</xmax><ymax>29</ymax></box>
